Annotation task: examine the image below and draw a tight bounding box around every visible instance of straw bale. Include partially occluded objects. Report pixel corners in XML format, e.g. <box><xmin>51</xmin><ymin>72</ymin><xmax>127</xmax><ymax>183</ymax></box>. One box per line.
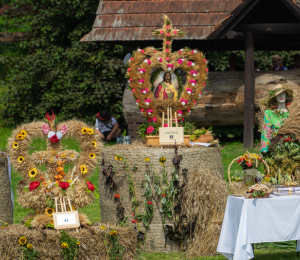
<box><xmin>0</xmin><ymin>224</ymin><xmax>137</xmax><ymax>260</ymax></box>
<box><xmin>181</xmin><ymin>170</ymin><xmax>228</xmax><ymax>257</ymax></box>
<box><xmin>100</xmin><ymin>144</ymin><xmax>224</xmax><ymax>252</ymax></box>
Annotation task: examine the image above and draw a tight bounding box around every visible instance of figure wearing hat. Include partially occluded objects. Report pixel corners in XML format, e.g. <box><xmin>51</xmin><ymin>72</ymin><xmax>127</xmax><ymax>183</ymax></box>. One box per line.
<box><xmin>261</xmin><ymin>84</ymin><xmax>293</xmax><ymax>153</ymax></box>
<box><xmin>95</xmin><ymin>111</ymin><xmax>122</xmax><ymax>141</ymax></box>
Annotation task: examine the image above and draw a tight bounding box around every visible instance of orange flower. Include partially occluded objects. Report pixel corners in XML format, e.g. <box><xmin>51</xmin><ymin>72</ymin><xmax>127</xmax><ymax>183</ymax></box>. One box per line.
<box><xmin>42</xmin><ymin>181</ymin><xmax>47</xmax><ymax>185</ymax></box>
<box><xmin>40</xmin><ymin>177</ymin><xmax>44</xmax><ymax>181</ymax></box>
<box><xmin>55</xmin><ymin>174</ymin><xmax>63</xmax><ymax>179</ymax></box>
<box><xmin>56</xmin><ymin>167</ymin><xmax>64</xmax><ymax>172</ymax></box>
<box><xmin>55</xmin><ymin>180</ymin><xmax>59</xmax><ymax>184</ymax></box>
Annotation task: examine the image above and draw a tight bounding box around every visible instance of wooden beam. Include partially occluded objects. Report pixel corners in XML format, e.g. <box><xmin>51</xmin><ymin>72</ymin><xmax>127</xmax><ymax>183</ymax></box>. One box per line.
<box><xmin>226</xmin><ymin>31</ymin><xmax>245</xmax><ymax>40</ymax></box>
<box><xmin>244</xmin><ymin>32</ymin><xmax>255</xmax><ymax>149</ymax></box>
<box><xmin>235</xmin><ymin>23</ymin><xmax>300</xmax><ymax>34</ymax></box>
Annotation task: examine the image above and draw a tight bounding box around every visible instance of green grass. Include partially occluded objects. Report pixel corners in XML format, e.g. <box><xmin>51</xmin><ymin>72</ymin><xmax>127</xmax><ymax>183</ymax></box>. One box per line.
<box><xmin>1</xmin><ymin>127</ymin><xmax>299</xmax><ymax>259</ymax></box>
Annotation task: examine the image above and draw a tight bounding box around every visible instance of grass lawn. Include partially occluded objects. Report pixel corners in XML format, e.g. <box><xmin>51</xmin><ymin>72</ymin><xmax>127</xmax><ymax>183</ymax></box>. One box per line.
<box><xmin>0</xmin><ymin>127</ymin><xmax>298</xmax><ymax>259</ymax></box>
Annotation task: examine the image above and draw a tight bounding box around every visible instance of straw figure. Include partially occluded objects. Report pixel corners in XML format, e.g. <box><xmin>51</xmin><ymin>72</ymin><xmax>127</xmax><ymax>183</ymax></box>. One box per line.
<box><xmin>256</xmin><ymin>84</ymin><xmax>300</xmax><ymax>183</ymax></box>
<box><xmin>8</xmin><ymin>112</ymin><xmax>103</xmax><ymax>227</ymax></box>
<box><xmin>126</xmin><ymin>15</ymin><xmax>208</xmax><ymax>124</ymax></box>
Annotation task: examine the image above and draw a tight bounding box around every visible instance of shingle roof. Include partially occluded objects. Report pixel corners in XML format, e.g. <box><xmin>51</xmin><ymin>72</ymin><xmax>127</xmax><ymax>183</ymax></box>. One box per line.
<box><xmin>80</xmin><ymin>0</ymin><xmax>242</xmax><ymax>42</ymax></box>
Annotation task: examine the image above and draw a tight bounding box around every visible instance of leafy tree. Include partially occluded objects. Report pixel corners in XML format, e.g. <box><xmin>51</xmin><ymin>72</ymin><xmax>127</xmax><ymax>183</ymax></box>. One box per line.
<box><xmin>0</xmin><ymin>0</ymin><xmax>127</xmax><ymax>126</ymax></box>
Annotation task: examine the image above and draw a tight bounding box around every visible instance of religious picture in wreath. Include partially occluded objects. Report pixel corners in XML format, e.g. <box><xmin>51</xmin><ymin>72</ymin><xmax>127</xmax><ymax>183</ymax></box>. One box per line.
<box><xmin>154</xmin><ymin>71</ymin><xmax>178</xmax><ymax>100</ymax></box>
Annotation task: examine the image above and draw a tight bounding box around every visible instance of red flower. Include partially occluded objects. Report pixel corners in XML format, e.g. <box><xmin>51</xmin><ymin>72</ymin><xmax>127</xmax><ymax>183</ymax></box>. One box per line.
<box><xmin>147</xmin><ymin>201</ymin><xmax>152</xmax><ymax>205</ymax></box>
<box><xmin>19</xmin><ymin>180</ymin><xmax>24</xmax><ymax>185</ymax></box>
<box><xmin>246</xmin><ymin>161</ymin><xmax>252</xmax><ymax>167</ymax></box>
<box><xmin>161</xmin><ymin>194</ymin><xmax>166</xmax><ymax>197</ymax></box>
<box><xmin>50</xmin><ymin>135</ymin><xmax>60</xmax><ymax>143</ymax></box>
<box><xmin>131</xmin><ymin>219</ymin><xmax>138</xmax><ymax>224</ymax></box>
<box><xmin>87</xmin><ymin>181</ymin><xmax>95</xmax><ymax>191</ymax></box>
<box><xmin>286</xmin><ymin>103</ymin><xmax>291</xmax><ymax>106</ymax></box>
<box><xmin>271</xmin><ymin>106</ymin><xmax>278</xmax><ymax>109</ymax></box>
<box><xmin>131</xmin><ymin>213</ymin><xmax>134</xmax><ymax>216</ymax></box>
<box><xmin>284</xmin><ymin>137</ymin><xmax>291</xmax><ymax>142</ymax></box>
<box><xmin>249</xmin><ymin>189</ymin><xmax>254</xmax><ymax>193</ymax></box>
<box><xmin>29</xmin><ymin>181</ymin><xmax>40</xmax><ymax>191</ymax></box>
<box><xmin>114</xmin><ymin>194</ymin><xmax>120</xmax><ymax>199</ymax></box>
<box><xmin>59</xmin><ymin>182</ymin><xmax>70</xmax><ymax>190</ymax></box>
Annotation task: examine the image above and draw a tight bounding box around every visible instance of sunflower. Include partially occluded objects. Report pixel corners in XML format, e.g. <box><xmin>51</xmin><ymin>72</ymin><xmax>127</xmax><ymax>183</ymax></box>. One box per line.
<box><xmin>76</xmin><ymin>241</ymin><xmax>80</xmax><ymax>246</ymax></box>
<box><xmin>159</xmin><ymin>157</ymin><xmax>166</xmax><ymax>166</ymax></box>
<box><xmin>145</xmin><ymin>157</ymin><xmax>150</xmax><ymax>162</ymax></box>
<box><xmin>100</xmin><ymin>226</ymin><xmax>105</xmax><ymax>230</ymax></box>
<box><xmin>16</xmin><ymin>134</ymin><xmax>24</xmax><ymax>140</ymax></box>
<box><xmin>45</xmin><ymin>208</ymin><xmax>55</xmax><ymax>217</ymax></box>
<box><xmin>12</xmin><ymin>142</ymin><xmax>18</xmax><ymax>149</ymax></box>
<box><xmin>87</xmin><ymin>128</ymin><xmax>94</xmax><ymax>135</ymax></box>
<box><xmin>89</xmin><ymin>153</ymin><xmax>96</xmax><ymax>159</ymax></box>
<box><xmin>18</xmin><ymin>156</ymin><xmax>25</xmax><ymax>163</ymax></box>
<box><xmin>115</xmin><ymin>155</ymin><xmax>122</xmax><ymax>161</ymax></box>
<box><xmin>91</xmin><ymin>141</ymin><xmax>97</xmax><ymax>147</ymax></box>
<box><xmin>28</xmin><ymin>168</ymin><xmax>37</xmax><ymax>178</ymax></box>
<box><xmin>61</xmin><ymin>242</ymin><xmax>68</xmax><ymax>249</ymax></box>
<box><xmin>80</xmin><ymin>165</ymin><xmax>88</xmax><ymax>174</ymax></box>
<box><xmin>19</xmin><ymin>236</ymin><xmax>27</xmax><ymax>245</ymax></box>
<box><xmin>71</xmin><ymin>154</ymin><xmax>74</xmax><ymax>157</ymax></box>
<box><xmin>110</xmin><ymin>230</ymin><xmax>117</xmax><ymax>237</ymax></box>
<box><xmin>20</xmin><ymin>130</ymin><xmax>27</xmax><ymax>138</ymax></box>
<box><xmin>27</xmin><ymin>243</ymin><xmax>33</xmax><ymax>250</ymax></box>
<box><xmin>81</xmin><ymin>127</ymin><xmax>88</xmax><ymax>134</ymax></box>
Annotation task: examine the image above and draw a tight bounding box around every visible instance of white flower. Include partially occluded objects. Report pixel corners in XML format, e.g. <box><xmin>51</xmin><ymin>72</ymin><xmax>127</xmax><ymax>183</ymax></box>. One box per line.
<box><xmin>181</xmin><ymin>102</ymin><xmax>186</xmax><ymax>106</ymax></box>
<box><xmin>139</xmin><ymin>82</ymin><xmax>142</xmax><ymax>84</ymax></box>
<box><xmin>48</xmin><ymin>131</ymin><xmax>55</xmax><ymax>139</ymax></box>
<box><xmin>187</xmin><ymin>91</ymin><xmax>192</xmax><ymax>95</ymax></box>
<box><xmin>199</xmin><ymin>93</ymin><xmax>202</xmax><ymax>97</ymax></box>
<box><xmin>193</xmin><ymin>73</ymin><xmax>197</xmax><ymax>77</ymax></box>
<box><xmin>157</xmin><ymin>57</ymin><xmax>161</xmax><ymax>61</ymax></box>
<box><xmin>143</xmin><ymin>90</ymin><xmax>146</xmax><ymax>94</ymax></box>
<box><xmin>56</xmin><ymin>131</ymin><xmax>63</xmax><ymax>140</ymax></box>
<box><xmin>189</xmin><ymin>111</ymin><xmax>191</xmax><ymax>114</ymax></box>
<box><xmin>138</xmin><ymin>49</ymin><xmax>142</xmax><ymax>52</ymax></box>
<box><xmin>148</xmin><ymin>112</ymin><xmax>151</xmax><ymax>115</ymax></box>
<box><xmin>193</xmin><ymin>50</ymin><xmax>197</xmax><ymax>53</ymax></box>
<box><xmin>181</xmin><ymin>58</ymin><xmax>185</xmax><ymax>61</ymax></box>
<box><xmin>128</xmin><ymin>60</ymin><xmax>131</xmax><ymax>63</ymax></box>
<box><xmin>136</xmin><ymin>102</ymin><xmax>139</xmax><ymax>105</ymax></box>
<box><xmin>178</xmin><ymin>113</ymin><xmax>182</xmax><ymax>117</ymax></box>
<box><xmin>192</xmin><ymin>83</ymin><xmax>196</xmax><ymax>86</ymax></box>
<box><xmin>140</xmin><ymin>71</ymin><xmax>143</xmax><ymax>74</ymax></box>
<box><xmin>145</xmin><ymin>102</ymin><xmax>149</xmax><ymax>106</ymax></box>
<box><xmin>180</xmin><ymin>49</ymin><xmax>184</xmax><ymax>52</ymax></box>
<box><xmin>144</xmin><ymin>59</ymin><xmax>148</xmax><ymax>63</ymax></box>
<box><xmin>192</xmin><ymin>62</ymin><xmax>195</xmax><ymax>66</ymax></box>
<box><xmin>168</xmin><ymin>67</ymin><xmax>172</xmax><ymax>71</ymax></box>
<box><xmin>128</xmin><ymin>80</ymin><xmax>131</xmax><ymax>84</ymax></box>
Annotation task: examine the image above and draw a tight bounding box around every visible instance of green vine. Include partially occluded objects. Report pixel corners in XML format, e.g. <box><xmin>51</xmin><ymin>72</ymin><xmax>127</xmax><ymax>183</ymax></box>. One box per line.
<box><xmin>59</xmin><ymin>230</ymin><xmax>80</xmax><ymax>260</ymax></box>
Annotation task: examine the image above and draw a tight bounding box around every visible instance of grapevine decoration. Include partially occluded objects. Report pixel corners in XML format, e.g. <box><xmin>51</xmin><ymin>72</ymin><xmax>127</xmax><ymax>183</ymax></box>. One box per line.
<box><xmin>126</xmin><ymin>15</ymin><xmax>208</xmax><ymax>123</ymax></box>
<box><xmin>8</xmin><ymin>112</ymin><xmax>102</xmax><ymax>213</ymax></box>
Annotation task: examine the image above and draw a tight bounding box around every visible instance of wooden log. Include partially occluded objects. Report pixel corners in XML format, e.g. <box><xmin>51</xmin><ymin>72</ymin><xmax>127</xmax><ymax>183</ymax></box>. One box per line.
<box><xmin>122</xmin><ymin>70</ymin><xmax>300</xmax><ymax>128</ymax></box>
<box><xmin>244</xmin><ymin>32</ymin><xmax>255</xmax><ymax>148</ymax></box>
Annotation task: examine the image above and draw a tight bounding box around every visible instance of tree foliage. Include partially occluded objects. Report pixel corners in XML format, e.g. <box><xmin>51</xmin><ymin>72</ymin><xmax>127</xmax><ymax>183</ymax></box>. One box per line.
<box><xmin>0</xmin><ymin>0</ymin><xmax>126</xmax><ymax>126</ymax></box>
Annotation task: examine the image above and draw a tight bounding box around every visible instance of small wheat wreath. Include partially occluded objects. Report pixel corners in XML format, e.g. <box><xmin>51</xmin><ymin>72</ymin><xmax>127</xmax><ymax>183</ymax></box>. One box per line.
<box><xmin>126</xmin><ymin>15</ymin><xmax>208</xmax><ymax>123</ymax></box>
<box><xmin>8</xmin><ymin>119</ymin><xmax>103</xmax><ymax>212</ymax></box>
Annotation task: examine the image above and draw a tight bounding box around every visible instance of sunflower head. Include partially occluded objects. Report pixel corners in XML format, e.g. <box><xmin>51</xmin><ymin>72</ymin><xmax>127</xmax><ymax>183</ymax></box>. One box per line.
<box><xmin>145</xmin><ymin>157</ymin><xmax>150</xmax><ymax>162</ymax></box>
<box><xmin>45</xmin><ymin>208</ymin><xmax>55</xmax><ymax>216</ymax></box>
<box><xmin>61</xmin><ymin>242</ymin><xmax>68</xmax><ymax>249</ymax></box>
<box><xmin>81</xmin><ymin>127</ymin><xmax>88</xmax><ymax>134</ymax></box>
<box><xmin>27</xmin><ymin>243</ymin><xmax>33</xmax><ymax>250</ymax></box>
<box><xmin>87</xmin><ymin>128</ymin><xmax>94</xmax><ymax>135</ymax></box>
<box><xmin>100</xmin><ymin>226</ymin><xmax>105</xmax><ymax>230</ymax></box>
<box><xmin>71</xmin><ymin>154</ymin><xmax>74</xmax><ymax>157</ymax></box>
<box><xmin>18</xmin><ymin>156</ymin><xmax>25</xmax><ymax>163</ymax></box>
<box><xmin>91</xmin><ymin>141</ymin><xmax>97</xmax><ymax>147</ymax></box>
<box><xmin>12</xmin><ymin>142</ymin><xmax>19</xmax><ymax>149</ymax></box>
<box><xmin>115</xmin><ymin>155</ymin><xmax>122</xmax><ymax>161</ymax></box>
<box><xmin>80</xmin><ymin>165</ymin><xmax>88</xmax><ymax>174</ymax></box>
<box><xmin>16</xmin><ymin>134</ymin><xmax>24</xmax><ymax>140</ymax></box>
<box><xmin>19</xmin><ymin>236</ymin><xmax>27</xmax><ymax>245</ymax></box>
<box><xmin>28</xmin><ymin>168</ymin><xmax>37</xmax><ymax>178</ymax></box>
<box><xmin>89</xmin><ymin>153</ymin><xmax>96</xmax><ymax>159</ymax></box>
<box><xmin>76</xmin><ymin>241</ymin><xmax>80</xmax><ymax>246</ymax></box>
<box><xmin>159</xmin><ymin>157</ymin><xmax>166</xmax><ymax>166</ymax></box>
<box><xmin>20</xmin><ymin>130</ymin><xmax>27</xmax><ymax>137</ymax></box>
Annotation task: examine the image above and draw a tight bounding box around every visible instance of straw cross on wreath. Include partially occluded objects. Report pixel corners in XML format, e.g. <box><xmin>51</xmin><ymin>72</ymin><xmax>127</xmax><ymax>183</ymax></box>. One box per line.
<box><xmin>126</xmin><ymin>15</ymin><xmax>209</xmax><ymax>124</ymax></box>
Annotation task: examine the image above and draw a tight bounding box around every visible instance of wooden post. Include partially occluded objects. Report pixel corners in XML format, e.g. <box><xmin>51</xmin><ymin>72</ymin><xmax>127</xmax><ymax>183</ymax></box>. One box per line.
<box><xmin>244</xmin><ymin>32</ymin><xmax>255</xmax><ymax>148</ymax></box>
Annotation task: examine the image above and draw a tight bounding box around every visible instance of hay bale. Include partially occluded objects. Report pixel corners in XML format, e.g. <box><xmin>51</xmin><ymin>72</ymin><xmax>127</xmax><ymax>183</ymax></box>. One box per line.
<box><xmin>181</xmin><ymin>170</ymin><xmax>228</xmax><ymax>257</ymax></box>
<box><xmin>99</xmin><ymin>142</ymin><xmax>224</xmax><ymax>252</ymax></box>
<box><xmin>0</xmin><ymin>153</ymin><xmax>13</xmax><ymax>224</ymax></box>
<box><xmin>0</xmin><ymin>224</ymin><xmax>137</xmax><ymax>260</ymax></box>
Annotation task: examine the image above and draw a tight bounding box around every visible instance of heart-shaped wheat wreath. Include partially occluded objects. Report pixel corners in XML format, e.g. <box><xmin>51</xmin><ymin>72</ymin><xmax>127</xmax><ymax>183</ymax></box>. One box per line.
<box><xmin>126</xmin><ymin>15</ymin><xmax>208</xmax><ymax>123</ymax></box>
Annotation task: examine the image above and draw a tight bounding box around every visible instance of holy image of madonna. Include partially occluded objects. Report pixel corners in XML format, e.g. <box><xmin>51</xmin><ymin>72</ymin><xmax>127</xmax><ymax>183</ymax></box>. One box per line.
<box><xmin>154</xmin><ymin>72</ymin><xmax>178</xmax><ymax>100</ymax></box>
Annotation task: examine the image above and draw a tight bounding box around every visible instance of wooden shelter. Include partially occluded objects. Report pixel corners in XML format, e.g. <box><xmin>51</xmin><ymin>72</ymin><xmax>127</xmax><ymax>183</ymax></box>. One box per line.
<box><xmin>81</xmin><ymin>0</ymin><xmax>300</xmax><ymax>148</ymax></box>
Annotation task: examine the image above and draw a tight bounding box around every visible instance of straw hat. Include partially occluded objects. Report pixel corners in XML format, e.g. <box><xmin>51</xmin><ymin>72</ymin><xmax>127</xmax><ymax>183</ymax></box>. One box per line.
<box><xmin>268</xmin><ymin>84</ymin><xmax>293</xmax><ymax>104</ymax></box>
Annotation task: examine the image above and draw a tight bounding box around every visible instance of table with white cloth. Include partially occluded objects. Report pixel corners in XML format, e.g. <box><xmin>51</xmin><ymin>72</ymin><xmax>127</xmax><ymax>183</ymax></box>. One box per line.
<box><xmin>217</xmin><ymin>195</ymin><xmax>300</xmax><ymax>260</ymax></box>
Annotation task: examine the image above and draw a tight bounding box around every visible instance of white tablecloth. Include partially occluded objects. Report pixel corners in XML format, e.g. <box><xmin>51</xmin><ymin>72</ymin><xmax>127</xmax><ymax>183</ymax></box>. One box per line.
<box><xmin>217</xmin><ymin>195</ymin><xmax>300</xmax><ymax>260</ymax></box>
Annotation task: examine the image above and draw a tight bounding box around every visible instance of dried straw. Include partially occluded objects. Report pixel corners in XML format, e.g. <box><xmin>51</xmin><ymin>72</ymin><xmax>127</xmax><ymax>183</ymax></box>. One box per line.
<box><xmin>0</xmin><ymin>224</ymin><xmax>137</xmax><ymax>260</ymax></box>
<box><xmin>181</xmin><ymin>170</ymin><xmax>228</xmax><ymax>257</ymax></box>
